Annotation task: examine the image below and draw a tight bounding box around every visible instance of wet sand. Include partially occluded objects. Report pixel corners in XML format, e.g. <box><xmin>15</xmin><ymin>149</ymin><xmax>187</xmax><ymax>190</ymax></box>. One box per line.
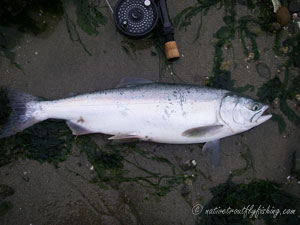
<box><xmin>0</xmin><ymin>1</ymin><xmax>299</xmax><ymax>224</ymax></box>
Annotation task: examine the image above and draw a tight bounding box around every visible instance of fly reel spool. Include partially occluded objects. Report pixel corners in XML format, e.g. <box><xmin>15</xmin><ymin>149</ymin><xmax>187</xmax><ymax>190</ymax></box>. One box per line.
<box><xmin>114</xmin><ymin>0</ymin><xmax>159</xmax><ymax>39</ymax></box>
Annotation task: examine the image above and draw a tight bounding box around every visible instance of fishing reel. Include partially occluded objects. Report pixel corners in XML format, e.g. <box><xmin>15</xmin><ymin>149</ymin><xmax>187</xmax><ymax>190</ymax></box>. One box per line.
<box><xmin>107</xmin><ymin>0</ymin><xmax>180</xmax><ymax>61</ymax></box>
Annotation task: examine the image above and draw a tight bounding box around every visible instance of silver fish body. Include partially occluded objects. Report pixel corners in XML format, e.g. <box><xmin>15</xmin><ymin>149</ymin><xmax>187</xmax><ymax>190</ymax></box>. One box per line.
<box><xmin>23</xmin><ymin>83</ymin><xmax>270</xmax><ymax>144</ymax></box>
<box><xmin>0</xmin><ymin>81</ymin><xmax>272</xmax><ymax>147</ymax></box>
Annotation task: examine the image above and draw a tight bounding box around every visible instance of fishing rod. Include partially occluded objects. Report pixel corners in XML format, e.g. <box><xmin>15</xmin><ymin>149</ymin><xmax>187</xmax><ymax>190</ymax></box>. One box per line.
<box><xmin>105</xmin><ymin>0</ymin><xmax>180</xmax><ymax>61</ymax></box>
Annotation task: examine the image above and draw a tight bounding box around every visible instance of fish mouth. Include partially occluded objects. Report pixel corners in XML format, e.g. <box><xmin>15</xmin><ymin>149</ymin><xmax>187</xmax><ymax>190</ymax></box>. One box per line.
<box><xmin>251</xmin><ymin>105</ymin><xmax>272</xmax><ymax>124</ymax></box>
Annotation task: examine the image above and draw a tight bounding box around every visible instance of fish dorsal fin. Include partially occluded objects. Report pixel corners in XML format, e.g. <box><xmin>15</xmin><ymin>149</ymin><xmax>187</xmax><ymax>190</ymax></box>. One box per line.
<box><xmin>182</xmin><ymin>125</ymin><xmax>224</xmax><ymax>137</ymax></box>
<box><xmin>116</xmin><ymin>77</ymin><xmax>155</xmax><ymax>88</ymax></box>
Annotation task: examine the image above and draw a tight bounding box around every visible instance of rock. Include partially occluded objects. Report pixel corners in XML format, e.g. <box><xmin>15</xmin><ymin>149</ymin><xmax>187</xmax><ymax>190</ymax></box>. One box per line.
<box><xmin>181</xmin><ymin>159</ymin><xmax>197</xmax><ymax>171</ymax></box>
<box><xmin>256</xmin><ymin>63</ymin><xmax>271</xmax><ymax>79</ymax></box>
<box><xmin>0</xmin><ymin>184</ymin><xmax>14</xmax><ymax>199</ymax></box>
<box><xmin>277</xmin><ymin>7</ymin><xmax>291</xmax><ymax>26</ymax></box>
<box><xmin>292</xmin><ymin>150</ymin><xmax>300</xmax><ymax>180</ymax></box>
<box><xmin>289</xmin><ymin>0</ymin><xmax>300</xmax><ymax>13</ymax></box>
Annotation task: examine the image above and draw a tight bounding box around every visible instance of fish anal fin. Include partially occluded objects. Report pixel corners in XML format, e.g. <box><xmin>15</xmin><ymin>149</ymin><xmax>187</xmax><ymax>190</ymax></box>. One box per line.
<box><xmin>203</xmin><ymin>139</ymin><xmax>221</xmax><ymax>168</ymax></box>
<box><xmin>182</xmin><ymin>125</ymin><xmax>224</xmax><ymax>137</ymax></box>
<box><xmin>108</xmin><ymin>134</ymin><xmax>140</xmax><ymax>140</ymax></box>
<box><xmin>116</xmin><ymin>77</ymin><xmax>154</xmax><ymax>88</ymax></box>
<box><xmin>66</xmin><ymin>121</ymin><xmax>93</xmax><ymax>135</ymax></box>
<box><xmin>108</xmin><ymin>134</ymin><xmax>140</xmax><ymax>144</ymax></box>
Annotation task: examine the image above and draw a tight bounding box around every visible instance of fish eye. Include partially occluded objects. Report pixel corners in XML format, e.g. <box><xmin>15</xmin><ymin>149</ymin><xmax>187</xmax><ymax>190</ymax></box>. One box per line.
<box><xmin>252</xmin><ymin>103</ymin><xmax>261</xmax><ymax>111</ymax></box>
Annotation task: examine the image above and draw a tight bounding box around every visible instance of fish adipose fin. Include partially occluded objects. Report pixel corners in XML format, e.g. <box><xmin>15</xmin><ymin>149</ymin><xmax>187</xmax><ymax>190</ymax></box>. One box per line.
<box><xmin>108</xmin><ymin>134</ymin><xmax>140</xmax><ymax>144</ymax></box>
<box><xmin>66</xmin><ymin>121</ymin><xmax>93</xmax><ymax>135</ymax></box>
<box><xmin>0</xmin><ymin>89</ymin><xmax>43</xmax><ymax>139</ymax></box>
<box><xmin>203</xmin><ymin>139</ymin><xmax>220</xmax><ymax>168</ymax></box>
<box><xmin>116</xmin><ymin>77</ymin><xmax>155</xmax><ymax>88</ymax></box>
<box><xmin>182</xmin><ymin>125</ymin><xmax>224</xmax><ymax>137</ymax></box>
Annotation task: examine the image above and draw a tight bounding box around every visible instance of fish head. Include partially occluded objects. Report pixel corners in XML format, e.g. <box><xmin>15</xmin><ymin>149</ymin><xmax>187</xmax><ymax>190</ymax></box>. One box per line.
<box><xmin>220</xmin><ymin>94</ymin><xmax>272</xmax><ymax>133</ymax></box>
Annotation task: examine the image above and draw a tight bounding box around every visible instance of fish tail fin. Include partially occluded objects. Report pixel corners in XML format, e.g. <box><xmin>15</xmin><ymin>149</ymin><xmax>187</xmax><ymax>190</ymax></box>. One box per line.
<box><xmin>0</xmin><ymin>89</ymin><xmax>44</xmax><ymax>139</ymax></box>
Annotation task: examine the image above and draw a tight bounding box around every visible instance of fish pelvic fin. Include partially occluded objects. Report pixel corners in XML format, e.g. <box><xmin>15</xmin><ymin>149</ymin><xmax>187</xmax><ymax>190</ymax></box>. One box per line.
<box><xmin>0</xmin><ymin>89</ymin><xmax>43</xmax><ymax>139</ymax></box>
<box><xmin>66</xmin><ymin>121</ymin><xmax>93</xmax><ymax>135</ymax></box>
<box><xmin>203</xmin><ymin>139</ymin><xmax>221</xmax><ymax>168</ymax></box>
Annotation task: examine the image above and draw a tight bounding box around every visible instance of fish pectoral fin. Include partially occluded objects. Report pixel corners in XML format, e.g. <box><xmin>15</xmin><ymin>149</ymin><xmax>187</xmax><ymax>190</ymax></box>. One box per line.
<box><xmin>203</xmin><ymin>139</ymin><xmax>221</xmax><ymax>168</ymax></box>
<box><xmin>116</xmin><ymin>77</ymin><xmax>154</xmax><ymax>88</ymax></box>
<box><xmin>66</xmin><ymin>121</ymin><xmax>93</xmax><ymax>135</ymax></box>
<box><xmin>182</xmin><ymin>125</ymin><xmax>224</xmax><ymax>137</ymax></box>
<box><xmin>108</xmin><ymin>134</ymin><xmax>140</xmax><ymax>144</ymax></box>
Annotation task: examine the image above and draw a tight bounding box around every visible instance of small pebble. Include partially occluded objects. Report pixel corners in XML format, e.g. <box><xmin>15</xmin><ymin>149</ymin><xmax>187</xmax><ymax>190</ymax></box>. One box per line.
<box><xmin>256</xmin><ymin>63</ymin><xmax>271</xmax><ymax>79</ymax></box>
<box><xmin>281</xmin><ymin>46</ymin><xmax>289</xmax><ymax>54</ymax></box>
<box><xmin>182</xmin><ymin>159</ymin><xmax>197</xmax><ymax>170</ymax></box>
<box><xmin>272</xmin><ymin>97</ymin><xmax>280</xmax><ymax>109</ymax></box>
<box><xmin>22</xmin><ymin>175</ymin><xmax>30</xmax><ymax>182</ymax></box>
<box><xmin>184</xmin><ymin>178</ymin><xmax>193</xmax><ymax>186</ymax></box>
<box><xmin>277</xmin><ymin>6</ymin><xmax>291</xmax><ymax>26</ymax></box>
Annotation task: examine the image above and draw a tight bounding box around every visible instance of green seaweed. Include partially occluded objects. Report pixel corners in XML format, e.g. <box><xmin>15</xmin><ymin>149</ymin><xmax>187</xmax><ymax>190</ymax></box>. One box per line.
<box><xmin>0</xmin><ymin>120</ymin><xmax>73</xmax><ymax>167</ymax></box>
<box><xmin>237</xmin><ymin>16</ymin><xmax>260</xmax><ymax>60</ymax></box>
<box><xmin>173</xmin><ymin>0</ymin><xmax>223</xmax><ymax>42</ymax></box>
<box><xmin>0</xmin><ymin>201</ymin><xmax>13</xmax><ymax>216</ymax></box>
<box><xmin>63</xmin><ymin>0</ymin><xmax>107</xmax><ymax>55</ymax></box>
<box><xmin>64</xmin><ymin>13</ymin><xmax>92</xmax><ymax>56</ymax></box>
<box><xmin>230</xmin><ymin>144</ymin><xmax>255</xmax><ymax>178</ymax></box>
<box><xmin>76</xmin><ymin>136</ymin><xmax>197</xmax><ymax>197</ymax></box>
<box><xmin>257</xmin><ymin>76</ymin><xmax>282</xmax><ymax>103</ymax></box>
<box><xmin>197</xmin><ymin>179</ymin><xmax>300</xmax><ymax>225</ymax></box>
<box><xmin>72</xmin><ymin>0</ymin><xmax>107</xmax><ymax>36</ymax></box>
<box><xmin>271</xmin><ymin>113</ymin><xmax>286</xmax><ymax>134</ymax></box>
<box><xmin>0</xmin><ymin>89</ymin><xmax>73</xmax><ymax>167</ymax></box>
<box><xmin>121</xmin><ymin>41</ymin><xmax>137</xmax><ymax>60</ymax></box>
<box><xmin>0</xmin><ymin>184</ymin><xmax>15</xmax><ymax>217</ymax></box>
